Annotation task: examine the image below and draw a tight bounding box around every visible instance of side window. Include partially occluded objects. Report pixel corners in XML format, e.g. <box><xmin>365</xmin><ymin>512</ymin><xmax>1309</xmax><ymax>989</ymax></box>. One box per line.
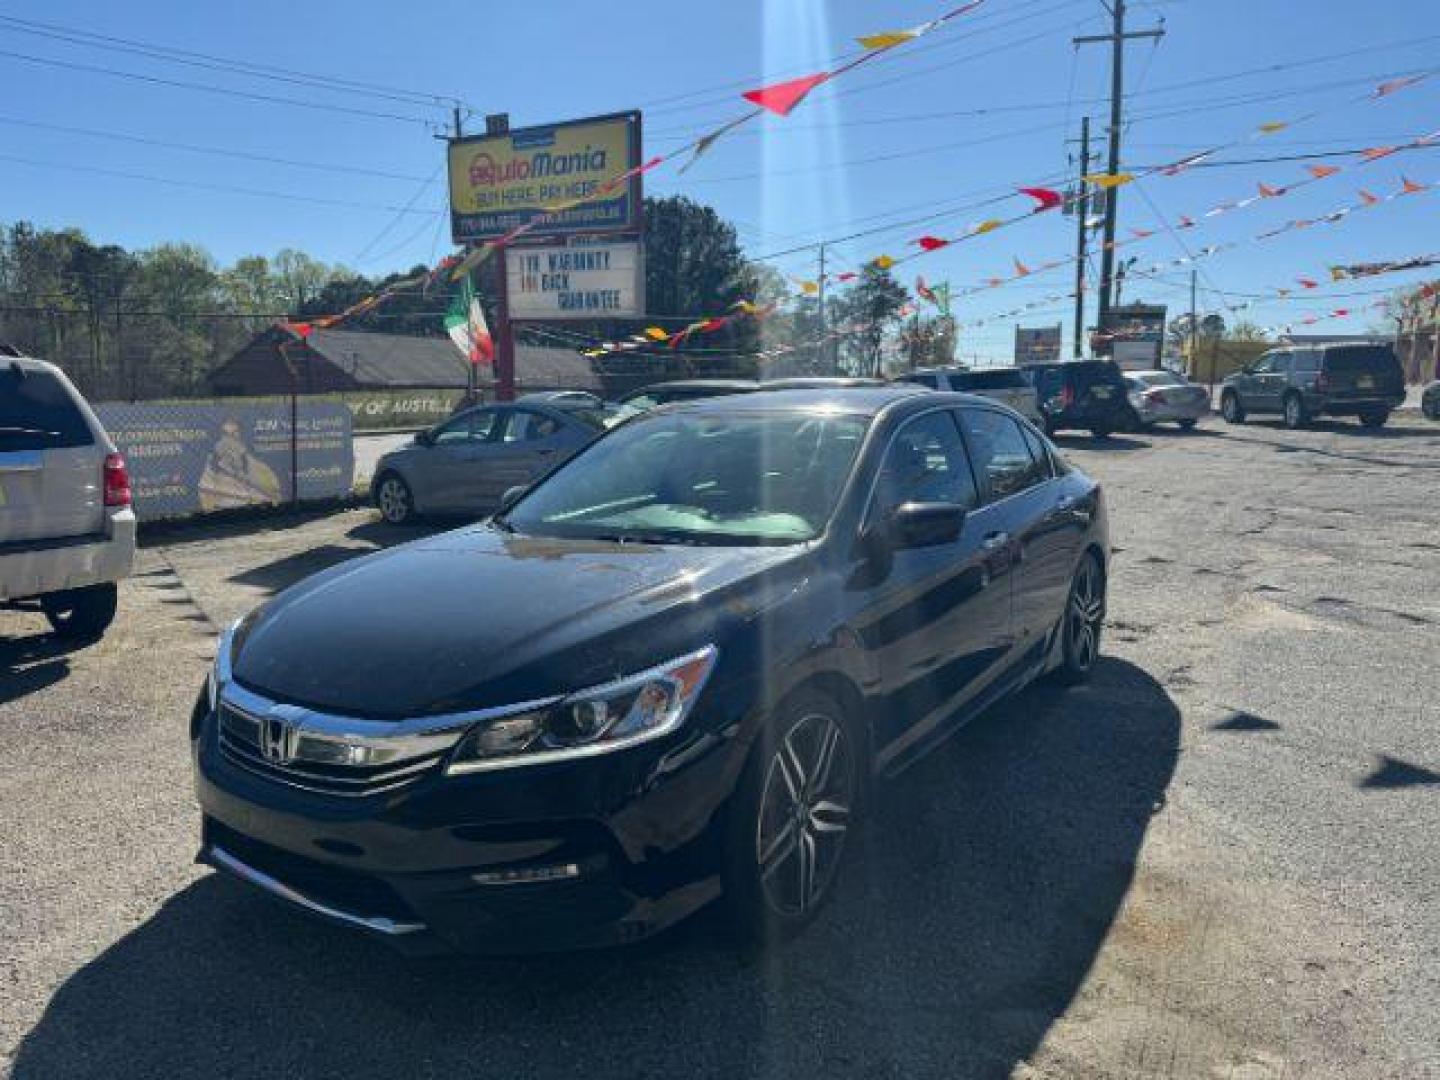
<box><xmin>958</xmin><ymin>408</ymin><xmax>1046</xmax><ymax>502</ymax></box>
<box><xmin>1293</xmin><ymin>351</ymin><xmax>1319</xmax><ymax>373</ymax></box>
<box><xmin>505</xmin><ymin>410</ymin><xmax>563</xmax><ymax>443</ymax></box>
<box><xmin>871</xmin><ymin>411</ymin><xmax>979</xmax><ymax>517</ymax></box>
<box><xmin>1019</xmin><ymin>425</ymin><xmax>1054</xmax><ymax>481</ymax></box>
<box><xmin>1273</xmin><ymin>352</ymin><xmax>1293</xmax><ymax>375</ymax></box>
<box><xmin>902</xmin><ymin>373</ymin><xmax>940</xmax><ymax>389</ymax></box>
<box><xmin>1250</xmin><ymin>353</ymin><xmax>1276</xmax><ymax>375</ymax></box>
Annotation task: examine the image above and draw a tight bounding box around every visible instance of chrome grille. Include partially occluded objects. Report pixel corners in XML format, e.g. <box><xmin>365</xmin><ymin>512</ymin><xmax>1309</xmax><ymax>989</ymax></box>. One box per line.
<box><xmin>217</xmin><ymin>699</ymin><xmax>453</xmax><ymax>798</ymax></box>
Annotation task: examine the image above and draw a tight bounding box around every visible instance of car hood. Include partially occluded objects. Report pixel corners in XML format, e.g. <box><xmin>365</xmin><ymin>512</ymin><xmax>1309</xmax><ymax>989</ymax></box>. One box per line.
<box><xmin>231</xmin><ymin>524</ymin><xmax>806</xmax><ymax>719</ymax></box>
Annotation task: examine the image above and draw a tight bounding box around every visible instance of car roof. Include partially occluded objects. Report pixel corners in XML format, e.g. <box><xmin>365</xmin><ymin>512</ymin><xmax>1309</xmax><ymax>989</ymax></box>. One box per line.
<box><xmin>760</xmin><ymin>377</ymin><xmax>888</xmax><ymax>389</ymax></box>
<box><xmin>630</xmin><ymin>378</ymin><xmax>760</xmax><ymax>394</ymax></box>
<box><xmin>654</xmin><ymin>385</ymin><xmax>983</xmax><ymax>419</ymax></box>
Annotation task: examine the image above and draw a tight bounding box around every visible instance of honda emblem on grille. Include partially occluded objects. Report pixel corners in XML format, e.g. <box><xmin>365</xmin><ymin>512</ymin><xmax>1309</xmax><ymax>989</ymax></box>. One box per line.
<box><xmin>259</xmin><ymin>705</ymin><xmax>304</xmax><ymax>764</ymax></box>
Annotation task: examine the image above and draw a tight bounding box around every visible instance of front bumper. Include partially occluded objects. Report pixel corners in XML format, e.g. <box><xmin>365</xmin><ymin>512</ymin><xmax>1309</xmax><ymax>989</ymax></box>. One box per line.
<box><xmin>0</xmin><ymin>509</ymin><xmax>135</xmax><ymax>602</ymax></box>
<box><xmin>191</xmin><ymin>692</ymin><xmax>745</xmax><ymax>954</ymax></box>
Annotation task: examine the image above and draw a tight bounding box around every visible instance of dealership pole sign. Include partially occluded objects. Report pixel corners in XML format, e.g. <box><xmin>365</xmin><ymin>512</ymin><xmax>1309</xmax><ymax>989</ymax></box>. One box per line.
<box><xmin>506</xmin><ymin>240</ymin><xmax>643</xmax><ymax>320</ymax></box>
<box><xmin>1014</xmin><ymin>325</ymin><xmax>1062</xmax><ymax>365</ymax></box>
<box><xmin>447</xmin><ymin>111</ymin><xmax>643</xmax><ymax>244</ymax></box>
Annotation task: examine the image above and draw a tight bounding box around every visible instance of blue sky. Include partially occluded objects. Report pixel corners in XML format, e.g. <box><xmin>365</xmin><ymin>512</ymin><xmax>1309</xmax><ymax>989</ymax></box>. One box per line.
<box><xmin>3</xmin><ymin>0</ymin><xmax>1437</xmax><ymax>359</ymax></box>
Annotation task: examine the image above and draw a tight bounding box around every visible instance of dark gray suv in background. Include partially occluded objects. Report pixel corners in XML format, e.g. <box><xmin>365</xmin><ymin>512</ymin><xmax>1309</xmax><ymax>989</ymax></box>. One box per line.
<box><xmin>1219</xmin><ymin>342</ymin><xmax>1406</xmax><ymax>429</ymax></box>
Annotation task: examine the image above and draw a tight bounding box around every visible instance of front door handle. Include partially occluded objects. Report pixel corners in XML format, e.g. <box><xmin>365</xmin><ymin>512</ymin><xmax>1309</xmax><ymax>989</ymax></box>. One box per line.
<box><xmin>981</xmin><ymin>531</ymin><xmax>1010</xmax><ymax>552</ymax></box>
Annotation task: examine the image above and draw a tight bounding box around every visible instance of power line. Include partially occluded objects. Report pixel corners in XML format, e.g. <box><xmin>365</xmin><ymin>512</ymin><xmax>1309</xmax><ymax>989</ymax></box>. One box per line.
<box><xmin>0</xmin><ymin>47</ymin><xmax>439</xmax><ymax>126</ymax></box>
<box><xmin>0</xmin><ymin>13</ymin><xmax>464</xmax><ymax>109</ymax></box>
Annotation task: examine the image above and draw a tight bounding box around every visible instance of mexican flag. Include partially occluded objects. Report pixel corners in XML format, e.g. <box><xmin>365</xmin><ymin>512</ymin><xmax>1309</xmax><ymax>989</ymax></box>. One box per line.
<box><xmin>444</xmin><ymin>274</ymin><xmax>493</xmax><ymax>366</ymax></box>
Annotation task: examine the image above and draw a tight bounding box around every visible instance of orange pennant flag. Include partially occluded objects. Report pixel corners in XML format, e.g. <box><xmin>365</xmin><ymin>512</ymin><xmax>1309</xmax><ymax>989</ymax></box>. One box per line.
<box><xmin>1306</xmin><ymin>164</ymin><xmax>1341</xmax><ymax>179</ymax></box>
<box><xmin>872</xmin><ymin>254</ymin><xmax>896</xmax><ymax>270</ymax></box>
<box><xmin>644</xmin><ymin>327</ymin><xmax>670</xmax><ymax>341</ymax></box>
<box><xmin>1012</xmin><ymin>257</ymin><xmax>1030</xmax><ymax>277</ymax></box>
<box><xmin>1297</xmin><ymin>278</ymin><xmax>1319</xmax><ymax>289</ymax></box>
<box><xmin>1083</xmin><ymin>172</ymin><xmax>1134</xmax><ymax>189</ymax></box>
<box><xmin>1358</xmin><ymin>189</ymin><xmax>1381</xmax><ymax>206</ymax></box>
<box><xmin>1257</xmin><ymin>182</ymin><xmax>1285</xmax><ymax>197</ymax></box>
<box><xmin>1361</xmin><ymin>146</ymin><xmax>1398</xmax><ymax>161</ymax></box>
<box><xmin>1401</xmin><ymin>175</ymin><xmax>1429</xmax><ymax>194</ymax></box>
<box><xmin>798</xmin><ymin>280</ymin><xmax>820</xmax><ymax>295</ymax></box>
<box><xmin>973</xmin><ymin>219</ymin><xmax>1003</xmax><ymax>235</ymax></box>
<box><xmin>856</xmin><ymin>29</ymin><xmax>919</xmax><ymax>49</ymax></box>
<box><xmin>1258</xmin><ymin>121</ymin><xmax>1288</xmax><ymax>135</ymax></box>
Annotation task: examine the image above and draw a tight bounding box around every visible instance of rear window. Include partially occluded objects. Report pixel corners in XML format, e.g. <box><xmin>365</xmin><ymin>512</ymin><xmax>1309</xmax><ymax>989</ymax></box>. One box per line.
<box><xmin>1071</xmin><ymin>363</ymin><xmax>1128</xmax><ymax>390</ymax></box>
<box><xmin>899</xmin><ymin>373</ymin><xmax>940</xmax><ymax>389</ymax></box>
<box><xmin>0</xmin><ymin>366</ymin><xmax>95</xmax><ymax>451</ymax></box>
<box><xmin>1323</xmin><ymin>346</ymin><xmax>1402</xmax><ymax>377</ymax></box>
<box><xmin>951</xmin><ymin>369</ymin><xmax>1030</xmax><ymax>391</ymax></box>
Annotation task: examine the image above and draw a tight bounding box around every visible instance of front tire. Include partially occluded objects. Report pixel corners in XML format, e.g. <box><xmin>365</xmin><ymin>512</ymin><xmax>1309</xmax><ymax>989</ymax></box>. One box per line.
<box><xmin>1090</xmin><ymin>424</ymin><xmax>1112</xmax><ymax>439</ymax></box>
<box><xmin>1177</xmin><ymin>418</ymin><xmax>1198</xmax><ymax>431</ymax></box>
<box><xmin>42</xmin><ymin>583</ymin><xmax>118</xmax><ymax>641</ymax></box>
<box><xmin>724</xmin><ymin>688</ymin><xmax>862</xmax><ymax>944</ymax></box>
<box><xmin>374</xmin><ymin>472</ymin><xmax>415</xmax><ymax>525</ymax></box>
<box><xmin>1283</xmin><ymin>392</ymin><xmax>1308</xmax><ymax>430</ymax></box>
<box><xmin>1358</xmin><ymin>409</ymin><xmax>1389</xmax><ymax>428</ymax></box>
<box><xmin>1053</xmin><ymin>553</ymin><xmax>1105</xmax><ymax>685</ymax></box>
<box><xmin>1221</xmin><ymin>391</ymin><xmax>1245</xmax><ymax>424</ymax></box>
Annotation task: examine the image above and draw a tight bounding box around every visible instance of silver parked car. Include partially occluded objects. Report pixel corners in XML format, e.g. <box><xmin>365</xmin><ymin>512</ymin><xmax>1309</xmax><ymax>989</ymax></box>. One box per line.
<box><xmin>895</xmin><ymin>366</ymin><xmax>1043</xmax><ymax>425</ymax></box>
<box><xmin>371</xmin><ymin>401</ymin><xmax>605</xmax><ymax>524</ymax></box>
<box><xmin>1123</xmin><ymin>369</ymin><xmax>1210</xmax><ymax>429</ymax></box>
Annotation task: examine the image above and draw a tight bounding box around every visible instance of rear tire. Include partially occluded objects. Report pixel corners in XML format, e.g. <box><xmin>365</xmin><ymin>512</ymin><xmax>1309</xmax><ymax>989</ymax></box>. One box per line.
<box><xmin>723</xmin><ymin>687</ymin><xmax>863</xmax><ymax>946</ymax></box>
<box><xmin>1283</xmin><ymin>392</ymin><xmax>1308</xmax><ymax>430</ymax></box>
<box><xmin>1359</xmin><ymin>409</ymin><xmax>1389</xmax><ymax>428</ymax></box>
<box><xmin>1177</xmin><ymin>418</ymin><xmax>1198</xmax><ymax>431</ymax></box>
<box><xmin>1052</xmin><ymin>553</ymin><xmax>1105</xmax><ymax>685</ymax></box>
<box><xmin>1089</xmin><ymin>424</ymin><xmax>1112</xmax><ymax>439</ymax></box>
<box><xmin>374</xmin><ymin>472</ymin><xmax>415</xmax><ymax>525</ymax></box>
<box><xmin>1221</xmin><ymin>391</ymin><xmax>1245</xmax><ymax>424</ymax></box>
<box><xmin>42</xmin><ymin>583</ymin><xmax>118</xmax><ymax>641</ymax></box>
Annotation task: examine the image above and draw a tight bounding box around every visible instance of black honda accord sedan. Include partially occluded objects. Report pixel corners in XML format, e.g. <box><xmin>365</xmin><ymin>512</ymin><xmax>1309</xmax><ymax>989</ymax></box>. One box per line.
<box><xmin>192</xmin><ymin>388</ymin><xmax>1109</xmax><ymax>953</ymax></box>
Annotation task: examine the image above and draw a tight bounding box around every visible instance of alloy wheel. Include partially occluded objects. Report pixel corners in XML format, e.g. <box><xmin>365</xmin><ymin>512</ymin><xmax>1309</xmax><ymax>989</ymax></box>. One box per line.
<box><xmin>377</xmin><ymin>477</ymin><xmax>411</xmax><ymax>523</ymax></box>
<box><xmin>1284</xmin><ymin>395</ymin><xmax>1303</xmax><ymax>429</ymax></box>
<box><xmin>754</xmin><ymin>713</ymin><xmax>855</xmax><ymax>918</ymax></box>
<box><xmin>1067</xmin><ymin>557</ymin><xmax>1105</xmax><ymax>673</ymax></box>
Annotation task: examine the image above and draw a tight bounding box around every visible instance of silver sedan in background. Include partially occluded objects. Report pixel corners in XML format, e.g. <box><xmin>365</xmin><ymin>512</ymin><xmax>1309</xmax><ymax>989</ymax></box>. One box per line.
<box><xmin>1124</xmin><ymin>369</ymin><xmax>1210</xmax><ymax>430</ymax></box>
<box><xmin>371</xmin><ymin>401</ymin><xmax>605</xmax><ymax>524</ymax></box>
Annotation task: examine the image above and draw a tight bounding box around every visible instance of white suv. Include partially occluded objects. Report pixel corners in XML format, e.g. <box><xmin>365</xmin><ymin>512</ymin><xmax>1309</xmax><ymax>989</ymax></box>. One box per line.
<box><xmin>1</xmin><ymin>353</ymin><xmax>135</xmax><ymax>639</ymax></box>
<box><xmin>896</xmin><ymin>366</ymin><xmax>1044</xmax><ymax>425</ymax></box>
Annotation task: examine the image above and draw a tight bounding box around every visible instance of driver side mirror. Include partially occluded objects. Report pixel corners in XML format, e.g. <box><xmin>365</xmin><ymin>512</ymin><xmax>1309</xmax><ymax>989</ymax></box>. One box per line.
<box><xmin>499</xmin><ymin>485</ymin><xmax>527</xmax><ymax>511</ymax></box>
<box><xmin>890</xmin><ymin>501</ymin><xmax>967</xmax><ymax>549</ymax></box>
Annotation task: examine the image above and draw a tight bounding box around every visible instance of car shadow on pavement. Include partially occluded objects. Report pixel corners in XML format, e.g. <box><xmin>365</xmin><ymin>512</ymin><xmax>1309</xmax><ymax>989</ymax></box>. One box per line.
<box><xmin>0</xmin><ymin>632</ymin><xmax>78</xmax><ymax>706</ymax></box>
<box><xmin>13</xmin><ymin>657</ymin><xmax>1179</xmax><ymax>1080</ymax></box>
<box><xmin>1246</xmin><ymin>419</ymin><xmax>1438</xmax><ymax>439</ymax></box>
<box><xmin>1051</xmin><ymin>432</ymin><xmax>1152</xmax><ymax>453</ymax></box>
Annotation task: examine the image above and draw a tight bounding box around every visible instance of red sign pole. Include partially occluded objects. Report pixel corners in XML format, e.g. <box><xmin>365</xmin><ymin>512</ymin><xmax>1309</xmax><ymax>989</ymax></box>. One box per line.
<box><xmin>494</xmin><ymin>245</ymin><xmax>516</xmax><ymax>402</ymax></box>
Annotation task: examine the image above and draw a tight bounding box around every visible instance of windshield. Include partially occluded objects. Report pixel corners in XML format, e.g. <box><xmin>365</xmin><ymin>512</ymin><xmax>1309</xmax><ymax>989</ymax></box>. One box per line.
<box><xmin>503</xmin><ymin>410</ymin><xmax>870</xmax><ymax>545</ymax></box>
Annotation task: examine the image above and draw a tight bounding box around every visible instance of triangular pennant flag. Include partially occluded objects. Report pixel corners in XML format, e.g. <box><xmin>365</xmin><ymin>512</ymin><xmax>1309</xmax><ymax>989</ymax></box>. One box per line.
<box><xmin>1359</xmin><ymin>189</ymin><xmax>1381</xmax><ymax>205</ymax></box>
<box><xmin>1177</xmin><ymin>215</ymin><xmax>1197</xmax><ymax>229</ymax></box>
<box><xmin>1130</xmin><ymin>227</ymin><xmax>1154</xmax><ymax>239</ymax></box>
<box><xmin>798</xmin><ymin>280</ymin><xmax>820</xmax><ymax>295</ymax></box>
<box><xmin>856</xmin><ymin>29</ymin><xmax>919</xmax><ymax>49</ymax></box>
<box><xmin>742</xmin><ymin>72</ymin><xmax>830</xmax><ymax>117</ymax></box>
<box><xmin>1303</xmin><ymin>164</ymin><xmax>1340</xmax><ymax>180</ymax></box>
<box><xmin>872</xmin><ymin>254</ymin><xmax>896</xmax><ymax>270</ymax></box>
<box><xmin>730</xmin><ymin>300</ymin><xmax>757</xmax><ymax>315</ymax></box>
<box><xmin>1257</xmin><ymin>182</ymin><xmax>1285</xmax><ymax>197</ymax></box>
<box><xmin>1375</xmin><ymin>74</ymin><xmax>1425</xmax><ymax>97</ymax></box>
<box><xmin>973</xmin><ymin>219</ymin><xmax>1003</xmax><ymax>235</ymax></box>
<box><xmin>1277</xmin><ymin>288</ymin><xmax>1292</xmax><ymax>297</ymax></box>
<box><xmin>1297</xmin><ymin>277</ymin><xmax>1318</xmax><ymax>289</ymax></box>
<box><xmin>1330</xmin><ymin>309</ymin><xmax>1350</xmax><ymax>317</ymax></box>
<box><xmin>836</xmin><ymin>271</ymin><xmax>858</xmax><ymax>282</ymax></box>
<box><xmin>645</xmin><ymin>327</ymin><xmax>670</xmax><ymax>341</ymax></box>
<box><xmin>1361</xmin><ymin>146</ymin><xmax>1398</xmax><ymax>161</ymax></box>
<box><xmin>1330</xmin><ymin>267</ymin><xmax>1348</xmax><ymax>282</ymax></box>
<box><xmin>1258</xmin><ymin>121</ymin><xmax>1288</xmax><ymax>135</ymax></box>
<box><xmin>1083</xmin><ymin>172</ymin><xmax>1134</xmax><ymax>189</ymax></box>
<box><xmin>1401</xmin><ymin>175</ymin><xmax>1429</xmax><ymax>194</ymax></box>
<box><xmin>1012</xmin><ymin>257</ymin><xmax>1031</xmax><ymax>277</ymax></box>
<box><xmin>916</xmin><ymin>276</ymin><xmax>937</xmax><ymax>303</ymax></box>
<box><xmin>1163</xmin><ymin>151</ymin><xmax>1214</xmax><ymax>176</ymax></box>
<box><xmin>1019</xmin><ymin>186</ymin><xmax>1063</xmax><ymax>211</ymax></box>
<box><xmin>915</xmin><ymin>235</ymin><xmax>950</xmax><ymax>251</ymax></box>
<box><xmin>444</xmin><ymin>275</ymin><xmax>493</xmax><ymax>366</ymax></box>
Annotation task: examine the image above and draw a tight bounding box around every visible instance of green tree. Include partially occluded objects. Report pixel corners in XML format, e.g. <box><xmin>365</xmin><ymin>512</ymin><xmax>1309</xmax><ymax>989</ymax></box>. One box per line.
<box><xmin>830</xmin><ymin>264</ymin><xmax>909</xmax><ymax>376</ymax></box>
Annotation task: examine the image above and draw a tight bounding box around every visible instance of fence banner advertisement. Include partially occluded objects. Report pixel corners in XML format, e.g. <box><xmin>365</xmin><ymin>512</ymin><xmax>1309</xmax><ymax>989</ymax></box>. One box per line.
<box><xmin>95</xmin><ymin>401</ymin><xmax>354</xmax><ymax>519</ymax></box>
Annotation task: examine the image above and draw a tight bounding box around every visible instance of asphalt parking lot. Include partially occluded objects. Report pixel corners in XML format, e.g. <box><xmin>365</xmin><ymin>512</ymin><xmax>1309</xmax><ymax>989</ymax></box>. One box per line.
<box><xmin>3</xmin><ymin>413</ymin><xmax>1437</xmax><ymax>1079</ymax></box>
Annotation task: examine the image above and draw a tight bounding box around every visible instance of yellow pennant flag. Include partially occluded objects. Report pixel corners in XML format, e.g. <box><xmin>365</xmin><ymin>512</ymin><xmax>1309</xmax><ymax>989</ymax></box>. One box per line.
<box><xmin>973</xmin><ymin>219</ymin><xmax>1003</xmax><ymax>235</ymax></box>
<box><xmin>799</xmin><ymin>280</ymin><xmax>820</xmax><ymax>295</ymax></box>
<box><xmin>1258</xmin><ymin>121</ymin><xmax>1288</xmax><ymax>135</ymax></box>
<box><xmin>644</xmin><ymin>327</ymin><xmax>670</xmax><ymax>341</ymax></box>
<box><xmin>1083</xmin><ymin>172</ymin><xmax>1134</xmax><ymax>189</ymax></box>
<box><xmin>872</xmin><ymin>254</ymin><xmax>896</xmax><ymax>270</ymax></box>
<box><xmin>857</xmin><ymin>29</ymin><xmax>918</xmax><ymax>49</ymax></box>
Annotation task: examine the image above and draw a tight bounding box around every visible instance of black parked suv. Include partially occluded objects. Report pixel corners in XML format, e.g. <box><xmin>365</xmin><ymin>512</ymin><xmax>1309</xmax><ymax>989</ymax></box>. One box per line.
<box><xmin>1220</xmin><ymin>342</ymin><xmax>1406</xmax><ymax>429</ymax></box>
<box><xmin>1020</xmin><ymin>361</ymin><xmax>1134</xmax><ymax>437</ymax></box>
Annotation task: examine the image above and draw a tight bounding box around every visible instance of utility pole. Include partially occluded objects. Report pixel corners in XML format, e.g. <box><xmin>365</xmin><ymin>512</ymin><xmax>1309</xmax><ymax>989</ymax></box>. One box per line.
<box><xmin>1071</xmin><ymin>115</ymin><xmax>1091</xmax><ymax>359</ymax></box>
<box><xmin>1075</xmin><ymin>2</ymin><xmax>1163</xmax><ymax>331</ymax></box>
<box><xmin>817</xmin><ymin>242</ymin><xmax>829</xmax><ymax>374</ymax></box>
<box><xmin>1188</xmin><ymin>267</ymin><xmax>1198</xmax><ymax>375</ymax></box>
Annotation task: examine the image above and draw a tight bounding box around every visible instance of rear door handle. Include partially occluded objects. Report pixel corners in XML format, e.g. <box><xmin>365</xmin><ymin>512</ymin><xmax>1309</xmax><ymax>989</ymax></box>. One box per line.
<box><xmin>981</xmin><ymin>531</ymin><xmax>1010</xmax><ymax>552</ymax></box>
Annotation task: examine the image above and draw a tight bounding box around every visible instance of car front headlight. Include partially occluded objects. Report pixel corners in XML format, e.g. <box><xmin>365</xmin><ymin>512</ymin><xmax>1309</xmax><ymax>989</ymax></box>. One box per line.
<box><xmin>445</xmin><ymin>645</ymin><xmax>718</xmax><ymax>775</ymax></box>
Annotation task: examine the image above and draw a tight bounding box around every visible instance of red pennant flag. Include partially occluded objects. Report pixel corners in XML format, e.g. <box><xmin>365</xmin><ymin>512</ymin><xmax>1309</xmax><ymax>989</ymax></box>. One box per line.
<box><xmin>1297</xmin><ymin>278</ymin><xmax>1319</xmax><ymax>289</ymax></box>
<box><xmin>915</xmin><ymin>235</ymin><xmax>950</xmax><ymax>252</ymax></box>
<box><xmin>1301</xmin><ymin>316</ymin><xmax>1319</xmax><ymax>325</ymax></box>
<box><xmin>1375</xmin><ymin>74</ymin><xmax>1425</xmax><ymax>98</ymax></box>
<box><xmin>742</xmin><ymin>72</ymin><xmax>830</xmax><ymax>116</ymax></box>
<box><xmin>1330</xmin><ymin>309</ymin><xmax>1350</xmax><ymax>317</ymax></box>
<box><xmin>1401</xmin><ymin>175</ymin><xmax>1429</xmax><ymax>194</ymax></box>
<box><xmin>1421</xmin><ymin>284</ymin><xmax>1438</xmax><ymax>298</ymax></box>
<box><xmin>1306</xmin><ymin>164</ymin><xmax>1341</xmax><ymax>179</ymax></box>
<box><xmin>1177</xmin><ymin>215</ymin><xmax>1196</xmax><ymax>229</ymax></box>
<box><xmin>1361</xmin><ymin>146</ymin><xmax>1398</xmax><ymax>161</ymax></box>
<box><xmin>1130</xmin><ymin>227</ymin><xmax>1154</xmax><ymax>239</ymax></box>
<box><xmin>1358</xmin><ymin>189</ymin><xmax>1381</xmax><ymax>206</ymax></box>
<box><xmin>287</xmin><ymin>321</ymin><xmax>314</xmax><ymax>338</ymax></box>
<box><xmin>836</xmin><ymin>271</ymin><xmax>858</xmax><ymax>282</ymax></box>
<box><xmin>1257</xmin><ymin>182</ymin><xmax>1285</xmax><ymax>198</ymax></box>
<box><xmin>1019</xmin><ymin>186</ymin><xmax>1063</xmax><ymax>212</ymax></box>
<box><xmin>1012</xmin><ymin>257</ymin><xmax>1031</xmax><ymax>277</ymax></box>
